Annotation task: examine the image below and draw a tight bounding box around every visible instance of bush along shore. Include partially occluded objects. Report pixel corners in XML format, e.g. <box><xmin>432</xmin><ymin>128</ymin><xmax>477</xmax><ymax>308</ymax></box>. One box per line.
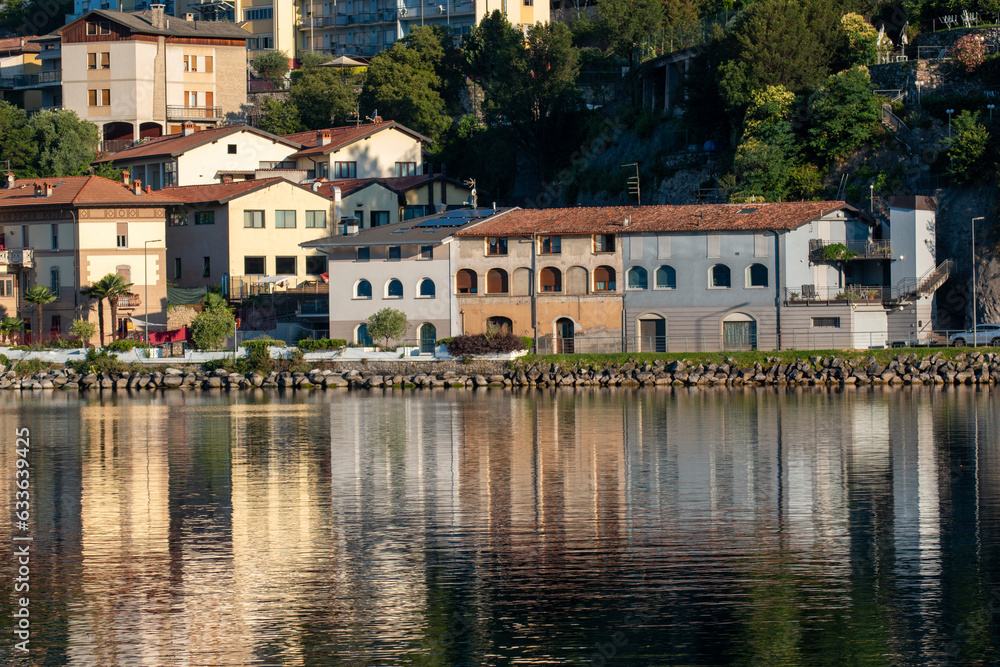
<box><xmin>3</xmin><ymin>350</ymin><xmax>1000</xmax><ymax>391</ymax></box>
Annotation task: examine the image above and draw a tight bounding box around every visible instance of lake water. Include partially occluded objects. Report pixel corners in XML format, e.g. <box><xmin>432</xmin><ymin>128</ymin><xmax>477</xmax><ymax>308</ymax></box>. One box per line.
<box><xmin>0</xmin><ymin>387</ymin><xmax>998</xmax><ymax>665</ymax></box>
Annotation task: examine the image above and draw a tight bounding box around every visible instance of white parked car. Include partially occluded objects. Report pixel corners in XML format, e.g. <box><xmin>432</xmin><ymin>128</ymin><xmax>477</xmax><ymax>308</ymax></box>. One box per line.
<box><xmin>950</xmin><ymin>324</ymin><xmax>1000</xmax><ymax>347</ymax></box>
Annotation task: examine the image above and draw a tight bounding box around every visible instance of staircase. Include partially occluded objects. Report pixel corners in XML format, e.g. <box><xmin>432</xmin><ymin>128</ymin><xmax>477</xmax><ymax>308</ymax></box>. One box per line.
<box><xmin>894</xmin><ymin>259</ymin><xmax>952</xmax><ymax>302</ymax></box>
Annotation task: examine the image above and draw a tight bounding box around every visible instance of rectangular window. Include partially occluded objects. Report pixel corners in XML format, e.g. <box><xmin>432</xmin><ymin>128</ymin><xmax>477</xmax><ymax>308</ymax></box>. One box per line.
<box><xmin>274</xmin><ymin>210</ymin><xmax>296</xmax><ymax>228</ymax></box>
<box><xmin>183</xmin><ymin>55</ymin><xmax>190</xmax><ymax>71</ymax></box>
<box><xmin>116</xmin><ymin>265</ymin><xmax>130</xmax><ymax>283</ymax></box>
<box><xmin>305</xmin><ymin>210</ymin><xmax>326</xmax><ymax>228</ymax></box>
<box><xmin>707</xmin><ymin>234</ymin><xmax>721</xmax><ymax>258</ymax></box>
<box><xmin>100</xmin><ymin>52</ymin><xmax>109</xmax><ymax>69</ymax></box>
<box><xmin>419</xmin><ymin>245</ymin><xmax>433</xmax><ymax>260</ymax></box>
<box><xmin>367</xmin><ymin>211</ymin><xmax>387</xmax><ymax>227</ymax></box>
<box><xmin>174</xmin><ymin>257</ymin><xmax>182</xmax><ymax>279</ymax></box>
<box><xmin>754</xmin><ymin>233</ymin><xmax>769</xmax><ymax>258</ymax></box>
<box><xmin>0</xmin><ymin>278</ymin><xmax>13</xmax><ymax>297</ymax></box>
<box><xmin>244</xmin><ymin>256</ymin><xmax>265</xmax><ymax>274</ymax></box>
<box><xmin>354</xmin><ymin>210</ymin><xmax>364</xmax><ymax>228</ymax></box>
<box><xmin>116</xmin><ymin>222</ymin><xmax>127</xmax><ymax>248</ymax></box>
<box><xmin>394</xmin><ymin>162</ymin><xmax>416</xmax><ymax>177</ymax></box>
<box><xmin>195</xmin><ymin>211</ymin><xmax>214</xmax><ymax>225</ymax></box>
<box><xmin>387</xmin><ymin>246</ymin><xmax>401</xmax><ymax>261</ymax></box>
<box><xmin>185</xmin><ymin>91</ymin><xmax>198</xmax><ymax>107</ymax></box>
<box><xmin>50</xmin><ymin>268</ymin><xmax>60</xmax><ymax>300</ymax></box>
<box><xmin>275</xmin><ymin>256</ymin><xmax>295</xmax><ymax>274</ymax></box>
<box><xmin>306</xmin><ymin>256</ymin><xmax>325</xmax><ymax>275</ymax></box>
<box><xmin>356</xmin><ymin>247</ymin><xmax>370</xmax><ymax>262</ymax></box>
<box><xmin>227</xmin><ymin>144</ymin><xmax>237</xmax><ymax>154</ymax></box>
<box><xmin>205</xmin><ymin>56</ymin><xmax>213</xmax><ymax>72</ymax></box>
<box><xmin>629</xmin><ymin>237</ymin><xmax>643</xmax><ymax>260</ymax></box>
<box><xmin>88</xmin><ymin>89</ymin><xmax>97</xmax><ymax>106</ymax></box>
<box><xmin>657</xmin><ymin>235</ymin><xmax>671</xmax><ymax>259</ymax></box>
<box><xmin>88</xmin><ymin>53</ymin><xmax>97</xmax><ymax>69</ymax></box>
<box><xmin>812</xmin><ymin>317</ymin><xmax>841</xmax><ymax>328</ymax></box>
<box><xmin>243</xmin><ymin>7</ymin><xmax>273</xmax><ymax>20</ymax></box>
<box><xmin>594</xmin><ymin>234</ymin><xmax>615</xmax><ymax>253</ymax></box>
<box><xmin>203</xmin><ymin>256</ymin><xmax>211</xmax><ymax>277</ymax></box>
<box><xmin>317</xmin><ymin>162</ymin><xmax>329</xmax><ymax>178</ymax></box>
<box><xmin>190</xmin><ymin>55</ymin><xmax>198</xmax><ymax>72</ymax></box>
<box><xmin>539</xmin><ymin>235</ymin><xmax>561</xmax><ymax>254</ymax></box>
<box><xmin>164</xmin><ymin>161</ymin><xmax>177</xmax><ymax>187</ymax></box>
<box><xmin>487</xmin><ymin>237</ymin><xmax>508</xmax><ymax>255</ymax></box>
<box><xmin>99</xmin><ymin>21</ymin><xmax>110</xmax><ymax>35</ymax></box>
<box><xmin>51</xmin><ymin>224</ymin><xmax>58</xmax><ymax>251</ymax></box>
<box><xmin>102</xmin><ymin>89</ymin><xmax>110</xmax><ymax>106</ymax></box>
<box><xmin>334</xmin><ymin>161</ymin><xmax>357</xmax><ymax>178</ymax></box>
<box><xmin>244</xmin><ymin>210</ymin><xmax>264</xmax><ymax>228</ymax></box>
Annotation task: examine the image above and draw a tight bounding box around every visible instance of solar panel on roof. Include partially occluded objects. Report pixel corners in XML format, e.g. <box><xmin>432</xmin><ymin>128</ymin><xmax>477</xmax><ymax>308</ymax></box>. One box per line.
<box><xmin>415</xmin><ymin>217</ymin><xmax>472</xmax><ymax>227</ymax></box>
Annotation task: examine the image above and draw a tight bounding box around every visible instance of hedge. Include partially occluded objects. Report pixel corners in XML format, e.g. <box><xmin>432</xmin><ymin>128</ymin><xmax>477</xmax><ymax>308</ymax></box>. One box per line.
<box><xmin>297</xmin><ymin>338</ymin><xmax>348</xmax><ymax>351</ymax></box>
<box><xmin>446</xmin><ymin>334</ymin><xmax>526</xmax><ymax>356</ymax></box>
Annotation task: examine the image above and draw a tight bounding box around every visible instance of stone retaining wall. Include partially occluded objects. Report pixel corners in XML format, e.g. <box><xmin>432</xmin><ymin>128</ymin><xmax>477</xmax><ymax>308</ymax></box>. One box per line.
<box><xmin>3</xmin><ymin>352</ymin><xmax>1000</xmax><ymax>391</ymax></box>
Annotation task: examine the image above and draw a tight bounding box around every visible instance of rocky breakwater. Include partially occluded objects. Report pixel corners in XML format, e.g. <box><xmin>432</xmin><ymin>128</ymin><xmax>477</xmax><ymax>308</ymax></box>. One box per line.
<box><xmin>2</xmin><ymin>352</ymin><xmax>1000</xmax><ymax>391</ymax></box>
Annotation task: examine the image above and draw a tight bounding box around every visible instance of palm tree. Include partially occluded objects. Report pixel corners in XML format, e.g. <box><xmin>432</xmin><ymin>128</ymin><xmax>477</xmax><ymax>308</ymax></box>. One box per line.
<box><xmin>80</xmin><ymin>280</ymin><xmax>110</xmax><ymax>347</ymax></box>
<box><xmin>104</xmin><ymin>274</ymin><xmax>134</xmax><ymax>343</ymax></box>
<box><xmin>23</xmin><ymin>286</ymin><xmax>56</xmax><ymax>345</ymax></box>
<box><xmin>0</xmin><ymin>317</ymin><xmax>24</xmax><ymax>345</ymax></box>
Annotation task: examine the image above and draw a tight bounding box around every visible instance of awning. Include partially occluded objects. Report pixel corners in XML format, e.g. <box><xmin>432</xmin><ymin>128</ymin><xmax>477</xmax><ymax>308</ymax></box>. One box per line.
<box><xmin>256</xmin><ymin>276</ymin><xmax>295</xmax><ymax>285</ymax></box>
<box><xmin>128</xmin><ymin>316</ymin><xmax>167</xmax><ymax>329</ymax></box>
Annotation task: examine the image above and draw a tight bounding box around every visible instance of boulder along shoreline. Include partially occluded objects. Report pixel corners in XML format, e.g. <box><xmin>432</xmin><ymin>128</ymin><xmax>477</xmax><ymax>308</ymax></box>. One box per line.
<box><xmin>4</xmin><ymin>351</ymin><xmax>1000</xmax><ymax>390</ymax></box>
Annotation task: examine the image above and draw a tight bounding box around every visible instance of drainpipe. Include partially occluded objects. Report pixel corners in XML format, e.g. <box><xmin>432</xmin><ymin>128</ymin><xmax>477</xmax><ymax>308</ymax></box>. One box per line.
<box><xmin>530</xmin><ymin>233</ymin><xmax>537</xmax><ymax>351</ymax></box>
<box><xmin>772</xmin><ymin>230</ymin><xmax>781</xmax><ymax>350</ymax></box>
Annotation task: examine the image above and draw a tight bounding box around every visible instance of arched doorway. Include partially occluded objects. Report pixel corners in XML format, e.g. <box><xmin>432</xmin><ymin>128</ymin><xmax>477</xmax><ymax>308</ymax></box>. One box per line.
<box><xmin>419</xmin><ymin>323</ymin><xmax>436</xmax><ymax>354</ymax></box>
<box><xmin>556</xmin><ymin>317</ymin><xmax>574</xmax><ymax>353</ymax></box>
<box><xmin>487</xmin><ymin>316</ymin><xmax>512</xmax><ymax>335</ymax></box>
<box><xmin>638</xmin><ymin>315</ymin><xmax>666</xmax><ymax>352</ymax></box>
<box><xmin>356</xmin><ymin>323</ymin><xmax>373</xmax><ymax>346</ymax></box>
<box><xmin>139</xmin><ymin>122</ymin><xmax>163</xmax><ymax>139</ymax></box>
<box><xmin>722</xmin><ymin>313</ymin><xmax>757</xmax><ymax>350</ymax></box>
<box><xmin>102</xmin><ymin>121</ymin><xmax>134</xmax><ymax>142</ymax></box>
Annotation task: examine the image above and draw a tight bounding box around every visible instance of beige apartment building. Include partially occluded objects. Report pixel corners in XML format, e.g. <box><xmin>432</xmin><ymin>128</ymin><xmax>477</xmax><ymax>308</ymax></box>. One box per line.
<box><xmin>283</xmin><ymin>122</ymin><xmax>429</xmax><ymax>180</ymax></box>
<box><xmin>160</xmin><ymin>177</ymin><xmax>334</xmax><ymax>295</ymax></box>
<box><xmin>0</xmin><ymin>175</ymin><xmax>173</xmax><ymax>344</ymax></box>
<box><xmin>60</xmin><ymin>7</ymin><xmax>249</xmax><ymax>145</ymax></box>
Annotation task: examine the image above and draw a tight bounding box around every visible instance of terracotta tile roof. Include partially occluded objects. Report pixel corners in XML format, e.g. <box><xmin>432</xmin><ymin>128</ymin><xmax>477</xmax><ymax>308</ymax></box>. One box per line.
<box><xmin>0</xmin><ymin>37</ymin><xmax>41</xmax><ymax>52</ymax></box>
<box><xmin>95</xmin><ymin>125</ymin><xmax>301</xmax><ymax>163</ymax></box>
<box><xmin>68</xmin><ymin>9</ymin><xmax>251</xmax><ymax>39</ymax></box>
<box><xmin>454</xmin><ymin>202</ymin><xmax>855</xmax><ymax>237</ymax></box>
<box><xmin>282</xmin><ymin>121</ymin><xmax>430</xmax><ymax>157</ymax></box>
<box><xmin>158</xmin><ymin>177</ymin><xmax>297</xmax><ymax>204</ymax></box>
<box><xmin>0</xmin><ymin>176</ymin><xmax>180</xmax><ymax>207</ymax></box>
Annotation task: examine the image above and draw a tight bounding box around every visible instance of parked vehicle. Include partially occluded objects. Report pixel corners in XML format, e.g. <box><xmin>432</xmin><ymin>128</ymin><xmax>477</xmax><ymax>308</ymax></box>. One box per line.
<box><xmin>950</xmin><ymin>324</ymin><xmax>1000</xmax><ymax>347</ymax></box>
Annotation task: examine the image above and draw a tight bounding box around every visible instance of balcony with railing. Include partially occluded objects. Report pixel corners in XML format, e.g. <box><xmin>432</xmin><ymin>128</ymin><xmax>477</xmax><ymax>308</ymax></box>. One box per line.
<box><xmin>167</xmin><ymin>105</ymin><xmax>221</xmax><ymax>121</ymax></box>
<box><xmin>0</xmin><ymin>249</ymin><xmax>33</xmax><ymax>267</ymax></box>
<box><xmin>115</xmin><ymin>294</ymin><xmax>141</xmax><ymax>309</ymax></box>
<box><xmin>808</xmin><ymin>238</ymin><xmax>893</xmax><ymax>261</ymax></box>
<box><xmin>11</xmin><ymin>69</ymin><xmax>61</xmax><ymax>89</ymax></box>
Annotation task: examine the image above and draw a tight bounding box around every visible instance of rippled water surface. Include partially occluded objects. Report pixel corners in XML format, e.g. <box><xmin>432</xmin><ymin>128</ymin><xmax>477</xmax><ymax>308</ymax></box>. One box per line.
<box><xmin>1</xmin><ymin>387</ymin><xmax>999</xmax><ymax>665</ymax></box>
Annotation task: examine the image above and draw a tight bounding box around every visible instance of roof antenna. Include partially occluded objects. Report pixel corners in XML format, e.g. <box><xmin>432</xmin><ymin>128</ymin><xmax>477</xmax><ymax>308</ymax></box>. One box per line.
<box><xmin>621</xmin><ymin>162</ymin><xmax>640</xmax><ymax>206</ymax></box>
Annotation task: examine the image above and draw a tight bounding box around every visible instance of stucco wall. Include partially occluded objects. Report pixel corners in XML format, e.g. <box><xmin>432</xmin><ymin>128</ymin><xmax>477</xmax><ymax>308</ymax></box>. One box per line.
<box><xmin>302</xmin><ymin>128</ymin><xmax>424</xmax><ymax>178</ymax></box>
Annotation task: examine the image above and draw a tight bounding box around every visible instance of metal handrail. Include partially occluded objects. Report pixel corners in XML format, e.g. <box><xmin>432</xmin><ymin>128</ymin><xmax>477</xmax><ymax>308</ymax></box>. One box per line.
<box><xmin>166</xmin><ymin>105</ymin><xmax>221</xmax><ymax>119</ymax></box>
<box><xmin>809</xmin><ymin>239</ymin><xmax>893</xmax><ymax>259</ymax></box>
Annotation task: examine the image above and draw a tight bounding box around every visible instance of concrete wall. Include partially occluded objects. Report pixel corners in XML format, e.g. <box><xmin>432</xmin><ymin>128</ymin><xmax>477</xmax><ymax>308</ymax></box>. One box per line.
<box><xmin>341</xmin><ymin>184</ymin><xmax>400</xmax><ymax>228</ymax></box>
<box><xmin>173</xmin><ymin>132</ymin><xmax>299</xmax><ymax>186</ymax></box>
<box><xmin>300</xmin><ymin>128</ymin><xmax>424</xmax><ymax>179</ymax></box>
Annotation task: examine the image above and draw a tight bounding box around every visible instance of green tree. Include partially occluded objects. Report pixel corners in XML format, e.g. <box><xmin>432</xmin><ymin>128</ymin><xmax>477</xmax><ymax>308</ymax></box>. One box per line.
<box><xmin>358</xmin><ymin>41</ymin><xmax>452</xmax><ymax>140</ymax></box>
<box><xmin>191</xmin><ymin>293</ymin><xmax>235</xmax><ymax>349</ymax></box>
<box><xmin>102</xmin><ymin>273</ymin><xmax>134</xmax><ymax>344</ymax></box>
<box><xmin>28</xmin><ymin>110</ymin><xmax>100</xmax><ymax>176</ymax></box>
<box><xmin>256</xmin><ymin>97</ymin><xmax>303</xmax><ymax>135</ymax></box>
<box><xmin>596</xmin><ymin>0</ymin><xmax>663</xmax><ymax>97</ymax></box>
<box><xmin>807</xmin><ymin>66</ymin><xmax>883</xmax><ymax>163</ymax></box>
<box><xmin>841</xmin><ymin>13</ymin><xmax>879</xmax><ymax>66</ymax></box>
<box><xmin>0</xmin><ymin>317</ymin><xmax>23</xmax><ymax>345</ymax></box>
<box><xmin>69</xmin><ymin>318</ymin><xmax>97</xmax><ymax>347</ymax></box>
<box><xmin>23</xmin><ymin>285</ymin><xmax>56</xmax><ymax>345</ymax></box>
<box><xmin>732</xmin><ymin>85</ymin><xmax>800</xmax><ymax>201</ymax></box>
<box><xmin>947</xmin><ymin>110</ymin><xmax>990</xmax><ymax>184</ymax></box>
<box><xmin>251</xmin><ymin>50</ymin><xmax>291</xmax><ymax>85</ymax></box>
<box><xmin>366</xmin><ymin>307</ymin><xmax>409</xmax><ymax>349</ymax></box>
<box><xmin>289</xmin><ymin>66</ymin><xmax>356</xmax><ymax>129</ymax></box>
<box><xmin>80</xmin><ymin>280</ymin><xmax>110</xmax><ymax>347</ymax></box>
<box><xmin>0</xmin><ymin>101</ymin><xmax>37</xmax><ymax>177</ymax></box>
<box><xmin>299</xmin><ymin>50</ymin><xmax>333</xmax><ymax>69</ymax></box>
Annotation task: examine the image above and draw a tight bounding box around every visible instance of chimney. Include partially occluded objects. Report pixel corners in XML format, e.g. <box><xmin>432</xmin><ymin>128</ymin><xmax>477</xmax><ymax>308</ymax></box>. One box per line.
<box><xmin>5</xmin><ymin>172</ymin><xmax>14</xmax><ymax>189</ymax></box>
<box><xmin>36</xmin><ymin>182</ymin><xmax>53</xmax><ymax>197</ymax></box>
<box><xmin>185</xmin><ymin>12</ymin><xmax>195</xmax><ymax>21</ymax></box>
<box><xmin>150</xmin><ymin>3</ymin><xmax>166</xmax><ymax>29</ymax></box>
<box><xmin>435</xmin><ymin>202</ymin><xmax>447</xmax><ymax>214</ymax></box>
<box><xmin>132</xmin><ymin>179</ymin><xmax>143</xmax><ymax>195</ymax></box>
<box><xmin>182</xmin><ymin>122</ymin><xmax>196</xmax><ymax>136</ymax></box>
<box><xmin>316</xmin><ymin>130</ymin><xmax>332</xmax><ymax>146</ymax></box>
<box><xmin>122</xmin><ymin>169</ymin><xmax>130</xmax><ymax>186</ymax></box>
<box><xmin>342</xmin><ymin>215</ymin><xmax>360</xmax><ymax>236</ymax></box>
<box><xmin>145</xmin><ymin>185</ymin><xmax>152</xmax><ymax>194</ymax></box>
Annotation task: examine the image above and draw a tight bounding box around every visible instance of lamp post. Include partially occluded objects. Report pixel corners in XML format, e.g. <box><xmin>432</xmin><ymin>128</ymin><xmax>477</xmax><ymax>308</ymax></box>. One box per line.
<box><xmin>916</xmin><ymin>80</ymin><xmax>922</xmax><ymax>106</ymax></box>
<box><xmin>947</xmin><ymin>108</ymin><xmax>955</xmax><ymax>137</ymax></box>
<box><xmin>989</xmin><ymin>103</ymin><xmax>996</xmax><ymax>121</ymax></box>
<box><xmin>972</xmin><ymin>217</ymin><xmax>984</xmax><ymax>345</ymax></box>
<box><xmin>144</xmin><ymin>239</ymin><xmax>161</xmax><ymax>346</ymax></box>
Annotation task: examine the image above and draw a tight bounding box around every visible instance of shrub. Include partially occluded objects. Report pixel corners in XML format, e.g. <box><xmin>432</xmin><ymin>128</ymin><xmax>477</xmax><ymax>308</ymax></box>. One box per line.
<box><xmin>446</xmin><ymin>334</ymin><xmax>526</xmax><ymax>356</ymax></box>
<box><xmin>191</xmin><ymin>293</ymin><xmax>235</xmax><ymax>349</ymax></box>
<box><xmin>952</xmin><ymin>34</ymin><xmax>987</xmax><ymax>74</ymax></box>
<box><xmin>521</xmin><ymin>336</ymin><xmax>534</xmax><ymax>351</ymax></box>
<box><xmin>435</xmin><ymin>337</ymin><xmax>454</xmax><ymax>348</ymax></box>
<box><xmin>66</xmin><ymin>348</ymin><xmax>135</xmax><ymax>375</ymax></box>
<box><xmin>69</xmin><ymin>318</ymin><xmax>97</xmax><ymax>346</ymax></box>
<box><xmin>297</xmin><ymin>338</ymin><xmax>347</xmax><ymax>351</ymax></box>
<box><xmin>106</xmin><ymin>339</ymin><xmax>151</xmax><ymax>352</ymax></box>
<box><xmin>242</xmin><ymin>339</ymin><xmax>277</xmax><ymax>374</ymax></box>
<box><xmin>0</xmin><ymin>354</ymin><xmax>9</xmax><ymax>369</ymax></box>
<box><xmin>946</xmin><ymin>110</ymin><xmax>990</xmax><ymax>184</ymax></box>
<box><xmin>13</xmin><ymin>359</ymin><xmax>56</xmax><ymax>376</ymax></box>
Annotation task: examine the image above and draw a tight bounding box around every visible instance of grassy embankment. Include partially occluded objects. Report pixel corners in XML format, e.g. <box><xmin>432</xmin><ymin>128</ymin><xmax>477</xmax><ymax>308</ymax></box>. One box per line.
<box><xmin>517</xmin><ymin>347</ymin><xmax>987</xmax><ymax>369</ymax></box>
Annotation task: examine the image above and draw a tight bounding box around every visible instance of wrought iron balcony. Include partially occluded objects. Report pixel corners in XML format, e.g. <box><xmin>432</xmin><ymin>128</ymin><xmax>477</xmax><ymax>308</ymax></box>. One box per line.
<box><xmin>0</xmin><ymin>249</ymin><xmax>33</xmax><ymax>267</ymax></box>
<box><xmin>115</xmin><ymin>294</ymin><xmax>141</xmax><ymax>309</ymax></box>
<box><xmin>166</xmin><ymin>105</ymin><xmax>221</xmax><ymax>121</ymax></box>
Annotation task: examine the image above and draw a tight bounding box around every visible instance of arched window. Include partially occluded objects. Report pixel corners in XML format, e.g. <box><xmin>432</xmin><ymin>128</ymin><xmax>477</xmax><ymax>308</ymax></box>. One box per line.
<box><xmin>419</xmin><ymin>323</ymin><xmax>436</xmax><ymax>354</ymax></box>
<box><xmin>747</xmin><ymin>263</ymin><xmax>768</xmax><ymax>288</ymax></box>
<box><xmin>627</xmin><ymin>266</ymin><xmax>648</xmax><ymax>289</ymax></box>
<box><xmin>539</xmin><ymin>267</ymin><xmax>562</xmax><ymax>292</ymax></box>
<box><xmin>655</xmin><ymin>265</ymin><xmax>676</xmax><ymax>289</ymax></box>
<box><xmin>356</xmin><ymin>323</ymin><xmax>373</xmax><ymax>345</ymax></box>
<box><xmin>487</xmin><ymin>316</ymin><xmax>513</xmax><ymax>335</ymax></box>
<box><xmin>487</xmin><ymin>268</ymin><xmax>509</xmax><ymax>294</ymax></box>
<box><xmin>418</xmin><ymin>278</ymin><xmax>435</xmax><ymax>297</ymax></box>
<box><xmin>594</xmin><ymin>265</ymin><xmax>616</xmax><ymax>291</ymax></box>
<box><xmin>710</xmin><ymin>264</ymin><xmax>731</xmax><ymax>288</ymax></box>
<box><xmin>355</xmin><ymin>279</ymin><xmax>372</xmax><ymax>299</ymax></box>
<box><xmin>387</xmin><ymin>278</ymin><xmax>403</xmax><ymax>298</ymax></box>
<box><xmin>456</xmin><ymin>269</ymin><xmax>478</xmax><ymax>294</ymax></box>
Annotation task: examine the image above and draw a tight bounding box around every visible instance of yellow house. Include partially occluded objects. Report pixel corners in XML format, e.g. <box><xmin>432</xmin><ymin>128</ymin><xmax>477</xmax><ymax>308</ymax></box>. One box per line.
<box><xmin>0</xmin><ymin>36</ymin><xmax>43</xmax><ymax>109</ymax></box>
<box><xmin>0</xmin><ymin>175</ymin><xmax>172</xmax><ymax>345</ymax></box>
<box><xmin>160</xmin><ymin>177</ymin><xmax>335</xmax><ymax>297</ymax></box>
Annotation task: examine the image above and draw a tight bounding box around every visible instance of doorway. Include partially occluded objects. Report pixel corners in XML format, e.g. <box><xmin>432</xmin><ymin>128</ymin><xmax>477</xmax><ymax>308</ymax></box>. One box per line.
<box><xmin>556</xmin><ymin>318</ymin><xmax>575</xmax><ymax>353</ymax></box>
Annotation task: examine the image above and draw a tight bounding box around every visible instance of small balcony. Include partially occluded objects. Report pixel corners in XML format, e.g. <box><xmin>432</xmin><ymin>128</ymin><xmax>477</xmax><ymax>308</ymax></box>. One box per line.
<box><xmin>11</xmin><ymin>69</ymin><xmax>61</xmax><ymax>89</ymax></box>
<box><xmin>808</xmin><ymin>239</ymin><xmax>893</xmax><ymax>261</ymax></box>
<box><xmin>115</xmin><ymin>294</ymin><xmax>141</xmax><ymax>309</ymax></box>
<box><xmin>167</xmin><ymin>105</ymin><xmax>222</xmax><ymax>121</ymax></box>
<box><xmin>0</xmin><ymin>249</ymin><xmax>34</xmax><ymax>268</ymax></box>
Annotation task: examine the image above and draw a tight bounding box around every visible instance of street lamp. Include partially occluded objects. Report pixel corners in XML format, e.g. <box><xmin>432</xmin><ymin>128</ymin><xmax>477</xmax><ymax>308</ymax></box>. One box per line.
<box><xmin>989</xmin><ymin>103</ymin><xmax>996</xmax><ymax>121</ymax></box>
<box><xmin>947</xmin><ymin>108</ymin><xmax>955</xmax><ymax>137</ymax></box>
<box><xmin>916</xmin><ymin>80</ymin><xmax>922</xmax><ymax>106</ymax></box>
<box><xmin>972</xmin><ymin>217</ymin><xmax>983</xmax><ymax>346</ymax></box>
<box><xmin>144</xmin><ymin>239</ymin><xmax>161</xmax><ymax>346</ymax></box>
